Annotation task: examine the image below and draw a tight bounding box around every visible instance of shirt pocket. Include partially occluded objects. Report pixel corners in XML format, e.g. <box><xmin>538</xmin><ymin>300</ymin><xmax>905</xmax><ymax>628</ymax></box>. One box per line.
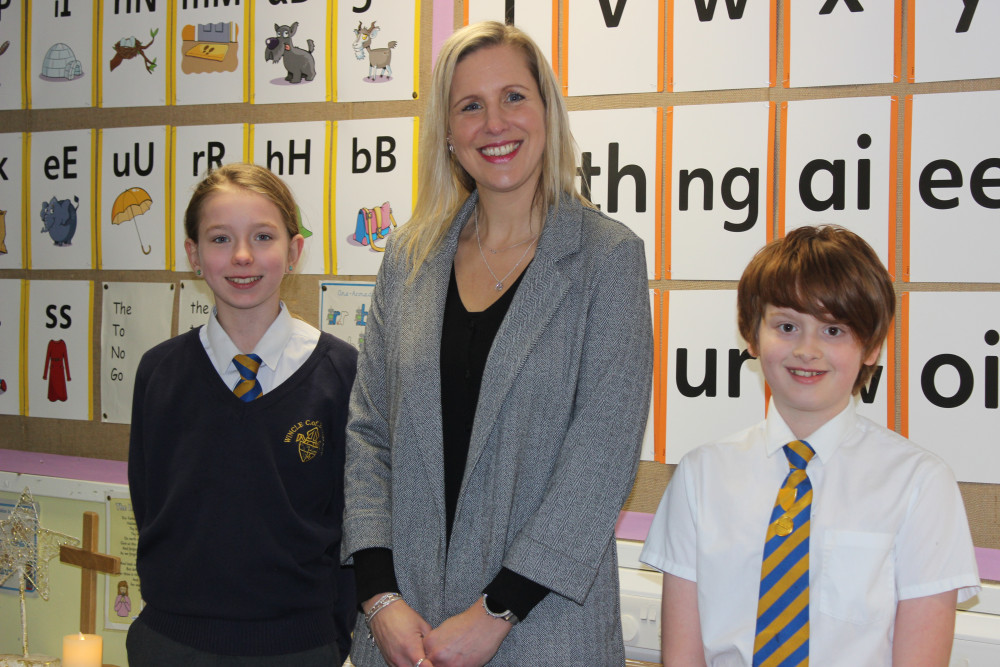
<box><xmin>819</xmin><ymin>530</ymin><xmax>895</xmax><ymax>624</ymax></box>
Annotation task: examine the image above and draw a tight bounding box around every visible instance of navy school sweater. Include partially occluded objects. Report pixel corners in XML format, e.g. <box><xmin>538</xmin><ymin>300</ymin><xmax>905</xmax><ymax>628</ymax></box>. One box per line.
<box><xmin>127</xmin><ymin>328</ymin><xmax>358</xmax><ymax>656</ymax></box>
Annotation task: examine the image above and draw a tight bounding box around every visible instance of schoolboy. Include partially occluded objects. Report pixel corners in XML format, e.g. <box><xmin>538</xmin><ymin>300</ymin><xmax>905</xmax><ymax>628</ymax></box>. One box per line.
<box><xmin>641</xmin><ymin>225</ymin><xmax>980</xmax><ymax>666</ymax></box>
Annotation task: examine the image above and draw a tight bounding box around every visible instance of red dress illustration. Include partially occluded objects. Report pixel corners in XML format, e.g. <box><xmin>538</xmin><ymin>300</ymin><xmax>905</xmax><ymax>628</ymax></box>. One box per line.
<box><xmin>43</xmin><ymin>339</ymin><xmax>70</xmax><ymax>402</ymax></box>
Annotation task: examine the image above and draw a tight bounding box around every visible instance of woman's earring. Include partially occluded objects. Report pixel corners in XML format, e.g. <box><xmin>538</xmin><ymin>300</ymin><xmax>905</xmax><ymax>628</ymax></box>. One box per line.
<box><xmin>195</xmin><ymin>269</ymin><xmax>202</xmax><ymax>277</ymax></box>
<box><xmin>447</xmin><ymin>137</ymin><xmax>454</xmax><ymax>154</ymax></box>
<box><xmin>288</xmin><ymin>265</ymin><xmax>294</xmax><ymax>272</ymax></box>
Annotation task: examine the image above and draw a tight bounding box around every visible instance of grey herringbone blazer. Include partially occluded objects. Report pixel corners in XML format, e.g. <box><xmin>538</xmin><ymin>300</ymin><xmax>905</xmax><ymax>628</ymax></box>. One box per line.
<box><xmin>342</xmin><ymin>193</ymin><xmax>653</xmax><ymax>665</ymax></box>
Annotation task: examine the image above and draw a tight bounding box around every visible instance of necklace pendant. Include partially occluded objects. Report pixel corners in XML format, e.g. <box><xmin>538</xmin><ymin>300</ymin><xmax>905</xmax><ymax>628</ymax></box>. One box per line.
<box><xmin>495</xmin><ymin>282</ymin><xmax>504</xmax><ymax>291</ymax></box>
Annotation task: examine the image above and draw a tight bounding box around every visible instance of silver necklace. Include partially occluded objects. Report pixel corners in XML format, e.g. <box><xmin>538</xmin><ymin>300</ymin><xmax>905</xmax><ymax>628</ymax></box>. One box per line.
<box><xmin>475</xmin><ymin>207</ymin><xmax>537</xmax><ymax>292</ymax></box>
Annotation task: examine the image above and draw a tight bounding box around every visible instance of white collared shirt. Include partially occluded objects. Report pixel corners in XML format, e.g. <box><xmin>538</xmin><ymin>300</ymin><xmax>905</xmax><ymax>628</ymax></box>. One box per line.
<box><xmin>200</xmin><ymin>302</ymin><xmax>321</xmax><ymax>395</ymax></box>
<box><xmin>640</xmin><ymin>399</ymin><xmax>981</xmax><ymax>666</ymax></box>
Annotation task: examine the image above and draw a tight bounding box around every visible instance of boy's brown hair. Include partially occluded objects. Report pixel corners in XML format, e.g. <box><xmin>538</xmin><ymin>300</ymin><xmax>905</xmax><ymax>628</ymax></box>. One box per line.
<box><xmin>737</xmin><ymin>225</ymin><xmax>894</xmax><ymax>393</ymax></box>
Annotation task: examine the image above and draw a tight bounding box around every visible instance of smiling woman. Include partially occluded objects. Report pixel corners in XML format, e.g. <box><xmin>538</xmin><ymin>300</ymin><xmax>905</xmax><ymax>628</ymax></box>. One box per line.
<box><xmin>341</xmin><ymin>21</ymin><xmax>654</xmax><ymax>667</ymax></box>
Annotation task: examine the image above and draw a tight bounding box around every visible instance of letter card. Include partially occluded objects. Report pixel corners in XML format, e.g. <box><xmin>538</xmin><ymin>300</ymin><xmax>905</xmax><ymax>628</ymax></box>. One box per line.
<box><xmin>669</xmin><ymin>102</ymin><xmax>772</xmax><ymax>280</ymax></box>
<box><xmin>99</xmin><ymin>0</ymin><xmax>168</xmax><ymax>108</ymax></box>
<box><xmin>0</xmin><ymin>132</ymin><xmax>24</xmax><ymax>269</ymax></box>
<box><xmin>570</xmin><ymin>107</ymin><xmax>661</xmax><ymax>279</ymax></box>
<box><xmin>172</xmin><ymin>124</ymin><xmax>247</xmax><ymax>272</ymax></box>
<box><xmin>465</xmin><ymin>0</ymin><xmax>556</xmax><ymax>69</ymax></box>
<box><xmin>905</xmin><ymin>291</ymin><xmax>1000</xmax><ymax>484</ymax></box>
<box><xmin>252</xmin><ymin>0</ymin><xmax>330</xmax><ymax>105</ymax></box>
<box><xmin>336</xmin><ymin>0</ymin><xmax>419</xmax><ymax>103</ymax></box>
<box><xmin>30</xmin><ymin>129</ymin><xmax>95</xmax><ymax>270</ymax></box>
<box><xmin>333</xmin><ymin>116</ymin><xmax>416</xmax><ymax>276</ymax></box>
<box><xmin>101</xmin><ymin>282</ymin><xmax>174</xmax><ymax>424</ymax></box>
<box><xmin>906</xmin><ymin>90</ymin><xmax>1000</xmax><ymax>283</ymax></box>
<box><xmin>784</xmin><ymin>0</ymin><xmax>898</xmax><ymax>88</ymax></box>
<box><xmin>99</xmin><ymin>125</ymin><xmax>169</xmax><ymax>271</ymax></box>
<box><xmin>0</xmin><ymin>0</ymin><xmax>25</xmax><ymax>110</ymax></box>
<box><xmin>174</xmin><ymin>0</ymin><xmax>247</xmax><ymax>105</ymax></box>
<box><xmin>671</xmin><ymin>0</ymin><xmax>774</xmax><ymax>92</ymax></box>
<box><xmin>910</xmin><ymin>0</ymin><xmax>1000</xmax><ymax>83</ymax></box>
<box><xmin>29</xmin><ymin>0</ymin><xmax>95</xmax><ymax>109</ymax></box>
<box><xmin>251</xmin><ymin>121</ymin><xmax>330</xmax><ymax>275</ymax></box>
<box><xmin>781</xmin><ymin>96</ymin><xmax>894</xmax><ymax>271</ymax></box>
<box><xmin>562</xmin><ymin>0</ymin><xmax>662</xmax><ymax>96</ymax></box>
<box><xmin>177</xmin><ymin>279</ymin><xmax>215</xmax><ymax>333</ymax></box>
<box><xmin>0</xmin><ymin>279</ymin><xmax>23</xmax><ymax>416</ymax></box>
<box><xmin>319</xmin><ymin>280</ymin><xmax>374</xmax><ymax>351</ymax></box>
<box><xmin>662</xmin><ymin>290</ymin><xmax>765</xmax><ymax>464</ymax></box>
<box><xmin>26</xmin><ymin>279</ymin><xmax>92</xmax><ymax>421</ymax></box>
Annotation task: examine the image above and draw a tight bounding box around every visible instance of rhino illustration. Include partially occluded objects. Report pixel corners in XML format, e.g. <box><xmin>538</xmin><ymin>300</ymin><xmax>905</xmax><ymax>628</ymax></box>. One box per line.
<box><xmin>40</xmin><ymin>195</ymin><xmax>79</xmax><ymax>246</ymax></box>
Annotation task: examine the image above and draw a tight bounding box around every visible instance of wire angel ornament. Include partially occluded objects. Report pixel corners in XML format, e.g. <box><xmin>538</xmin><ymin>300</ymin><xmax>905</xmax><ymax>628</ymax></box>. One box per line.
<box><xmin>0</xmin><ymin>487</ymin><xmax>79</xmax><ymax>662</ymax></box>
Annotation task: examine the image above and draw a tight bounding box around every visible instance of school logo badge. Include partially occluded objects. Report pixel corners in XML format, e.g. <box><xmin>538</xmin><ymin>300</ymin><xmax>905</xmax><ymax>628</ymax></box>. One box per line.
<box><xmin>283</xmin><ymin>419</ymin><xmax>325</xmax><ymax>463</ymax></box>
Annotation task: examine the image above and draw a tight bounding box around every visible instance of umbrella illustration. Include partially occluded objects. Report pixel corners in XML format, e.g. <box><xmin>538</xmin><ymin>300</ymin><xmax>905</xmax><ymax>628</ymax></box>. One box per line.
<box><xmin>112</xmin><ymin>187</ymin><xmax>153</xmax><ymax>255</ymax></box>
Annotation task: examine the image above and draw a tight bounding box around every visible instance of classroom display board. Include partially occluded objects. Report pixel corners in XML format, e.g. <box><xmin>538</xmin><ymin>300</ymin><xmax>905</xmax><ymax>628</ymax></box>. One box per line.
<box><xmin>1</xmin><ymin>0</ymin><xmax>998</xmax><ymax>605</ymax></box>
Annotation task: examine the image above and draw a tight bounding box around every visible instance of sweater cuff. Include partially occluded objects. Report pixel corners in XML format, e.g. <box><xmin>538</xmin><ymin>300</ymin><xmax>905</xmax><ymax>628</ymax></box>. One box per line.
<box><xmin>482</xmin><ymin>567</ymin><xmax>550</xmax><ymax>621</ymax></box>
<box><xmin>352</xmin><ymin>547</ymin><xmax>399</xmax><ymax>609</ymax></box>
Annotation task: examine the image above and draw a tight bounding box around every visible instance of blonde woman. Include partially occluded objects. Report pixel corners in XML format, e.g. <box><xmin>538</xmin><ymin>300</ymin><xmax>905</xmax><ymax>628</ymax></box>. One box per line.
<box><xmin>342</xmin><ymin>22</ymin><xmax>653</xmax><ymax>667</ymax></box>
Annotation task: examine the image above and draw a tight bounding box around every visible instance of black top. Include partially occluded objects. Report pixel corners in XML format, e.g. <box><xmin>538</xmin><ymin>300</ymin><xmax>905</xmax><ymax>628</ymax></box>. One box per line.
<box><xmin>440</xmin><ymin>265</ymin><xmax>523</xmax><ymax>536</ymax></box>
<box><xmin>128</xmin><ymin>329</ymin><xmax>358</xmax><ymax>656</ymax></box>
<box><xmin>354</xmin><ymin>265</ymin><xmax>548</xmax><ymax>620</ymax></box>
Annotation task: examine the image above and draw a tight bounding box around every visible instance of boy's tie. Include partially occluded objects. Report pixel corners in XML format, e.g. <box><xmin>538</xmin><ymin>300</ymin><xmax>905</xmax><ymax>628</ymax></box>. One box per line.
<box><xmin>753</xmin><ymin>439</ymin><xmax>816</xmax><ymax>667</ymax></box>
<box><xmin>232</xmin><ymin>354</ymin><xmax>263</xmax><ymax>401</ymax></box>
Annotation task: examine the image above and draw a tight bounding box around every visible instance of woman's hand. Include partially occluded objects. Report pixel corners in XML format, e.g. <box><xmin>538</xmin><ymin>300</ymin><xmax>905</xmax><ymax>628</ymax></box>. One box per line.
<box><xmin>363</xmin><ymin>593</ymin><xmax>435</xmax><ymax>667</ymax></box>
<box><xmin>422</xmin><ymin>597</ymin><xmax>511</xmax><ymax>667</ymax></box>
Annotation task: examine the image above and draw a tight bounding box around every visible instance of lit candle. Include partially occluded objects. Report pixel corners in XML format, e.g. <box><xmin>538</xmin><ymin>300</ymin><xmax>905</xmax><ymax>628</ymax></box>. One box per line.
<box><xmin>62</xmin><ymin>632</ymin><xmax>102</xmax><ymax>667</ymax></box>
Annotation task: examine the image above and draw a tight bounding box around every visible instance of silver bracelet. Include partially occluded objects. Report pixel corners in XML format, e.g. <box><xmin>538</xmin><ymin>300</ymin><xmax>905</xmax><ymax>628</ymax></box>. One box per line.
<box><xmin>364</xmin><ymin>592</ymin><xmax>403</xmax><ymax>643</ymax></box>
<box><xmin>481</xmin><ymin>593</ymin><xmax>519</xmax><ymax>626</ymax></box>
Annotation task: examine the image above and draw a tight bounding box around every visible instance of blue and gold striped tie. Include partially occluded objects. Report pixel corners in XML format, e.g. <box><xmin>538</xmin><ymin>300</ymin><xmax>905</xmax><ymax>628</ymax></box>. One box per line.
<box><xmin>753</xmin><ymin>439</ymin><xmax>816</xmax><ymax>667</ymax></box>
<box><xmin>232</xmin><ymin>354</ymin><xmax>263</xmax><ymax>402</ymax></box>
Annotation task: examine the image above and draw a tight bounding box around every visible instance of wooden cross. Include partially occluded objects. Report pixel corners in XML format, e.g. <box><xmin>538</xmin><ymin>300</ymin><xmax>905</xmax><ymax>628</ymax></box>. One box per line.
<box><xmin>59</xmin><ymin>511</ymin><xmax>121</xmax><ymax>634</ymax></box>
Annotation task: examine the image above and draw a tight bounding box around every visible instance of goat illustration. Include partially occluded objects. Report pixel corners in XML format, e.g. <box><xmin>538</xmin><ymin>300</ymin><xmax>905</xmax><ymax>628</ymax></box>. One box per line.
<box><xmin>352</xmin><ymin>21</ymin><xmax>396</xmax><ymax>81</ymax></box>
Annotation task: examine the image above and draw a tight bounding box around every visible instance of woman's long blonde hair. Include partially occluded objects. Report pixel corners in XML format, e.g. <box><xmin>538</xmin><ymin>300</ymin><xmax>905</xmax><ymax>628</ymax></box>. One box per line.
<box><xmin>402</xmin><ymin>21</ymin><xmax>588</xmax><ymax>277</ymax></box>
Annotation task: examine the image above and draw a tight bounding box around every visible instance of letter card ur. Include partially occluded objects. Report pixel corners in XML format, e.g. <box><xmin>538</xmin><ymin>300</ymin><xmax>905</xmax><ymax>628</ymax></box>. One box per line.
<box><xmin>662</xmin><ymin>290</ymin><xmax>765</xmax><ymax>464</ymax></box>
